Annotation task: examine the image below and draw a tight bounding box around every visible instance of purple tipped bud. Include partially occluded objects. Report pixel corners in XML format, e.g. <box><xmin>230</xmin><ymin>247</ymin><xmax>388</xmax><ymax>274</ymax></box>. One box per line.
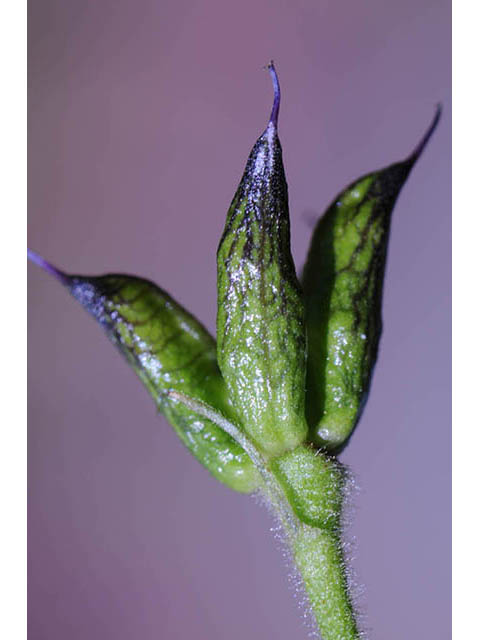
<box><xmin>408</xmin><ymin>104</ymin><xmax>442</xmax><ymax>166</ymax></box>
<box><xmin>267</xmin><ymin>61</ymin><xmax>280</xmax><ymax>128</ymax></box>
<box><xmin>27</xmin><ymin>249</ymin><xmax>70</xmax><ymax>286</ymax></box>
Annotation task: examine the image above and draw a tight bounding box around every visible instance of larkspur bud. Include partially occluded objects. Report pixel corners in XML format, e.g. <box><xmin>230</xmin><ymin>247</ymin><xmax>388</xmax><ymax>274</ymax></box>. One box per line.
<box><xmin>302</xmin><ymin>106</ymin><xmax>441</xmax><ymax>452</ymax></box>
<box><xmin>216</xmin><ymin>63</ymin><xmax>307</xmax><ymax>458</ymax></box>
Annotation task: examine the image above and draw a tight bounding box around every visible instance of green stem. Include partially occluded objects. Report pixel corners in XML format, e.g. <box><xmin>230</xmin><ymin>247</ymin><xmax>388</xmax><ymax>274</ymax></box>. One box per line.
<box><xmin>293</xmin><ymin>524</ymin><xmax>360</xmax><ymax>640</ymax></box>
<box><xmin>167</xmin><ymin>390</ymin><xmax>298</xmax><ymax>537</ymax></box>
<box><xmin>168</xmin><ymin>390</ymin><xmax>359</xmax><ymax>638</ymax></box>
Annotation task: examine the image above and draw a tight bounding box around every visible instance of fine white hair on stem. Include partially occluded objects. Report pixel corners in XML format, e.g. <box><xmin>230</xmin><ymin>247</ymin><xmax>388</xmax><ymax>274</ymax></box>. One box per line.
<box><xmin>339</xmin><ymin>463</ymin><xmax>368</xmax><ymax>638</ymax></box>
<box><xmin>165</xmin><ymin>389</ymin><xmax>298</xmax><ymax>536</ymax></box>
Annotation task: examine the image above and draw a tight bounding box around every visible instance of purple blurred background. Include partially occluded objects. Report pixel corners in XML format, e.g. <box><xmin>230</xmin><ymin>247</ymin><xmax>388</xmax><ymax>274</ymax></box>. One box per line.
<box><xmin>28</xmin><ymin>1</ymin><xmax>451</xmax><ymax>638</ymax></box>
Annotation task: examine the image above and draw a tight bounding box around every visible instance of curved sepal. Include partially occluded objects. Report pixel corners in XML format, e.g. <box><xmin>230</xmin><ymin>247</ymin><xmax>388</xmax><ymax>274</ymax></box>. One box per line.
<box><xmin>28</xmin><ymin>251</ymin><xmax>260</xmax><ymax>493</ymax></box>
<box><xmin>302</xmin><ymin>107</ymin><xmax>441</xmax><ymax>452</ymax></box>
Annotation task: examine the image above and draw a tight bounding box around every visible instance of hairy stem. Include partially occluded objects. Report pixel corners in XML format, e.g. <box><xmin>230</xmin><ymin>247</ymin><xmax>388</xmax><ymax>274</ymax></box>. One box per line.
<box><xmin>168</xmin><ymin>389</ymin><xmax>359</xmax><ymax>638</ymax></box>
<box><xmin>293</xmin><ymin>525</ymin><xmax>359</xmax><ymax>640</ymax></box>
<box><xmin>166</xmin><ymin>390</ymin><xmax>298</xmax><ymax>537</ymax></box>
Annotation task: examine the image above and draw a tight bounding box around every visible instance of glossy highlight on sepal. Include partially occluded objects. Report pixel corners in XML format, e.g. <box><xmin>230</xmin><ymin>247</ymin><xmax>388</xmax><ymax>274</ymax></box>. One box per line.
<box><xmin>28</xmin><ymin>66</ymin><xmax>441</xmax><ymax>640</ymax></box>
<box><xmin>302</xmin><ymin>106</ymin><xmax>441</xmax><ymax>453</ymax></box>
<box><xmin>28</xmin><ymin>251</ymin><xmax>261</xmax><ymax>493</ymax></box>
<box><xmin>216</xmin><ymin>63</ymin><xmax>307</xmax><ymax>458</ymax></box>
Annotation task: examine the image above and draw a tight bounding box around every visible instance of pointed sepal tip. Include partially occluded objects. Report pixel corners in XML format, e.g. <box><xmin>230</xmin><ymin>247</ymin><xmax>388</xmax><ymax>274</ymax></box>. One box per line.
<box><xmin>27</xmin><ymin>248</ymin><xmax>69</xmax><ymax>286</ymax></box>
<box><xmin>267</xmin><ymin>61</ymin><xmax>280</xmax><ymax>128</ymax></box>
<box><xmin>408</xmin><ymin>103</ymin><xmax>442</xmax><ymax>165</ymax></box>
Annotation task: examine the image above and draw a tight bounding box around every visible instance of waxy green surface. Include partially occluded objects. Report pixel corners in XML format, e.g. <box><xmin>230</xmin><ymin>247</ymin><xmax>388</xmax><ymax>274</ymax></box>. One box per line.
<box><xmin>65</xmin><ymin>273</ymin><xmax>261</xmax><ymax>493</ymax></box>
<box><xmin>29</xmin><ymin>63</ymin><xmax>440</xmax><ymax>640</ymax></box>
<box><xmin>217</xmin><ymin>118</ymin><xmax>307</xmax><ymax>458</ymax></box>
<box><xmin>302</xmin><ymin>107</ymin><xmax>441</xmax><ymax>453</ymax></box>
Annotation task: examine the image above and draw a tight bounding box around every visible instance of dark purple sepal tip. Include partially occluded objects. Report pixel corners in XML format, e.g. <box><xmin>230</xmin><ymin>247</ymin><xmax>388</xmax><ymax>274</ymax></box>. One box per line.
<box><xmin>267</xmin><ymin>61</ymin><xmax>280</xmax><ymax>128</ymax></box>
<box><xmin>27</xmin><ymin>248</ymin><xmax>70</xmax><ymax>286</ymax></box>
<box><xmin>408</xmin><ymin>103</ymin><xmax>442</xmax><ymax>166</ymax></box>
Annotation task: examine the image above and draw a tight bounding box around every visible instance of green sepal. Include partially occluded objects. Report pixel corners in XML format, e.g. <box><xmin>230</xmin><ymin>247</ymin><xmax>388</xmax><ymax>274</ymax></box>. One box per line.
<box><xmin>58</xmin><ymin>270</ymin><xmax>260</xmax><ymax>493</ymax></box>
<box><xmin>302</xmin><ymin>107</ymin><xmax>441</xmax><ymax>453</ymax></box>
<box><xmin>216</xmin><ymin>64</ymin><xmax>307</xmax><ymax>458</ymax></box>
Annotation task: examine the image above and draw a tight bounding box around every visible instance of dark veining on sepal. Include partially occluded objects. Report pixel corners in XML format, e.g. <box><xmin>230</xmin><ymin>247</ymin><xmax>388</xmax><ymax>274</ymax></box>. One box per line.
<box><xmin>27</xmin><ymin>252</ymin><xmax>261</xmax><ymax>493</ymax></box>
<box><xmin>217</xmin><ymin>63</ymin><xmax>308</xmax><ymax>458</ymax></box>
<box><xmin>302</xmin><ymin>106</ymin><xmax>442</xmax><ymax>453</ymax></box>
